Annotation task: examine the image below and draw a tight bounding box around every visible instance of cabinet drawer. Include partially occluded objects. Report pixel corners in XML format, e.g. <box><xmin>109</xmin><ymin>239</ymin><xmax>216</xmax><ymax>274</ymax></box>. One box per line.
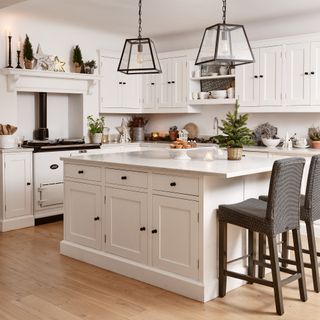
<box><xmin>105</xmin><ymin>168</ymin><xmax>148</xmax><ymax>189</ymax></box>
<box><xmin>152</xmin><ymin>174</ymin><xmax>199</xmax><ymax>196</ymax></box>
<box><xmin>65</xmin><ymin>164</ymin><xmax>101</xmax><ymax>182</ymax></box>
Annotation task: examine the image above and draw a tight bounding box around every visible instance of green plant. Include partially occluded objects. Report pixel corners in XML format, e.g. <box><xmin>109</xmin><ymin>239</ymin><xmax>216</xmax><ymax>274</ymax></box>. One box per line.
<box><xmin>309</xmin><ymin>126</ymin><xmax>320</xmax><ymax>141</ymax></box>
<box><xmin>73</xmin><ymin>45</ymin><xmax>83</xmax><ymax>65</ymax></box>
<box><xmin>216</xmin><ymin>101</ymin><xmax>254</xmax><ymax>148</ymax></box>
<box><xmin>87</xmin><ymin>115</ymin><xmax>105</xmax><ymax>134</ymax></box>
<box><xmin>84</xmin><ymin>60</ymin><xmax>97</xmax><ymax>69</ymax></box>
<box><xmin>23</xmin><ymin>34</ymin><xmax>34</xmax><ymax>61</ymax></box>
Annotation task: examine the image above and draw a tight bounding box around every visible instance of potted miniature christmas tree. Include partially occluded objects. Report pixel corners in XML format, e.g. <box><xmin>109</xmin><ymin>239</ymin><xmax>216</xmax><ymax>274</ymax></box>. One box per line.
<box><xmin>73</xmin><ymin>45</ymin><xmax>83</xmax><ymax>73</ymax></box>
<box><xmin>23</xmin><ymin>34</ymin><xmax>34</xmax><ymax>69</ymax></box>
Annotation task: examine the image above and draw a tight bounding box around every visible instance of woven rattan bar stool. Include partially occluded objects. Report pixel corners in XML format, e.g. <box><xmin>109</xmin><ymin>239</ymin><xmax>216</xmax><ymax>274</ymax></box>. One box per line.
<box><xmin>218</xmin><ymin>158</ymin><xmax>307</xmax><ymax>315</ymax></box>
<box><xmin>259</xmin><ymin>154</ymin><xmax>320</xmax><ymax>293</ymax></box>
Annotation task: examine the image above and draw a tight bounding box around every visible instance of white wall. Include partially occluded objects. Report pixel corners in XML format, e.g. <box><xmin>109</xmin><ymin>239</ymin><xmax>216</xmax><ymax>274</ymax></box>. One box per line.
<box><xmin>0</xmin><ymin>6</ymin><xmax>124</xmax><ymax>138</ymax></box>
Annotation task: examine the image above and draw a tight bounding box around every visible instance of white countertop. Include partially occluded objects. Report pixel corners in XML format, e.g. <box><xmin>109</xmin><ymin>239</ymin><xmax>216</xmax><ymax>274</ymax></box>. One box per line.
<box><xmin>62</xmin><ymin>149</ymin><xmax>275</xmax><ymax>178</ymax></box>
<box><xmin>0</xmin><ymin>147</ymin><xmax>33</xmax><ymax>153</ymax></box>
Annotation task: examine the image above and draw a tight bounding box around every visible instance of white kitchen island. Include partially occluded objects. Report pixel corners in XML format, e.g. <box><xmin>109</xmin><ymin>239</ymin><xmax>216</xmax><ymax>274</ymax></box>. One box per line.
<box><xmin>60</xmin><ymin>149</ymin><xmax>275</xmax><ymax>302</ymax></box>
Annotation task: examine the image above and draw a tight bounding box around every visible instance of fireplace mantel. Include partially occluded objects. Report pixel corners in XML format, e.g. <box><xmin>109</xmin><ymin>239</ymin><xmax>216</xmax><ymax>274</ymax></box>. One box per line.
<box><xmin>1</xmin><ymin>69</ymin><xmax>100</xmax><ymax>94</ymax></box>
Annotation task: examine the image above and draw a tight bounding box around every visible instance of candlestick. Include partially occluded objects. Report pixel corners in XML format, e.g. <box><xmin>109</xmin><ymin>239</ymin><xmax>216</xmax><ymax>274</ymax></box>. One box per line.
<box><xmin>6</xmin><ymin>35</ymin><xmax>13</xmax><ymax>68</ymax></box>
<box><xmin>16</xmin><ymin>50</ymin><xmax>22</xmax><ymax>69</ymax></box>
<box><xmin>17</xmin><ymin>40</ymin><xmax>21</xmax><ymax>51</ymax></box>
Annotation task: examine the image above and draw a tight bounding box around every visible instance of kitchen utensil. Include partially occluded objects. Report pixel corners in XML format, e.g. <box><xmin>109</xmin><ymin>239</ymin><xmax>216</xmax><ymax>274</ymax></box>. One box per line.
<box><xmin>199</xmin><ymin>92</ymin><xmax>209</xmax><ymax>99</ymax></box>
<box><xmin>0</xmin><ymin>135</ymin><xmax>16</xmax><ymax>148</ymax></box>
<box><xmin>294</xmin><ymin>145</ymin><xmax>310</xmax><ymax>149</ymax></box>
<box><xmin>262</xmin><ymin>137</ymin><xmax>281</xmax><ymax>148</ymax></box>
<box><xmin>211</xmin><ymin>90</ymin><xmax>227</xmax><ymax>99</ymax></box>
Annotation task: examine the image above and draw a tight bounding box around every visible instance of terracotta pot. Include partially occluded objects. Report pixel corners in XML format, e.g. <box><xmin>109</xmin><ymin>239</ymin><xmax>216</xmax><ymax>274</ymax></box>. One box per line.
<box><xmin>24</xmin><ymin>59</ymin><xmax>33</xmax><ymax>69</ymax></box>
<box><xmin>74</xmin><ymin>62</ymin><xmax>82</xmax><ymax>73</ymax></box>
<box><xmin>227</xmin><ymin>147</ymin><xmax>243</xmax><ymax>160</ymax></box>
<box><xmin>311</xmin><ymin>140</ymin><xmax>320</xmax><ymax>149</ymax></box>
<box><xmin>169</xmin><ymin>130</ymin><xmax>178</xmax><ymax>141</ymax></box>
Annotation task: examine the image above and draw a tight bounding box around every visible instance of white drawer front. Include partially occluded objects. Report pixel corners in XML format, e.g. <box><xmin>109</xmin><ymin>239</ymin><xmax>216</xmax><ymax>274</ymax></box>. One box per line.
<box><xmin>105</xmin><ymin>168</ymin><xmax>148</xmax><ymax>189</ymax></box>
<box><xmin>152</xmin><ymin>174</ymin><xmax>199</xmax><ymax>196</ymax></box>
<box><xmin>65</xmin><ymin>164</ymin><xmax>102</xmax><ymax>182</ymax></box>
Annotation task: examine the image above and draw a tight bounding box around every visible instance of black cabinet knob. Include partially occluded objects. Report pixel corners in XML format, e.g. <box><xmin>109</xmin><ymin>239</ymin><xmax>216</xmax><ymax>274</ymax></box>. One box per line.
<box><xmin>254</xmin><ymin>75</ymin><xmax>258</xmax><ymax>78</ymax></box>
<box><xmin>27</xmin><ymin>182</ymin><xmax>31</xmax><ymax>186</ymax></box>
<box><xmin>170</xmin><ymin>182</ymin><xmax>176</xmax><ymax>187</ymax></box>
<box><xmin>151</xmin><ymin>229</ymin><xmax>158</xmax><ymax>234</ymax></box>
<box><xmin>305</xmin><ymin>72</ymin><xmax>309</xmax><ymax>75</ymax></box>
<box><xmin>123</xmin><ymin>82</ymin><xmax>126</xmax><ymax>85</ymax></box>
<box><xmin>151</xmin><ymin>82</ymin><xmax>155</xmax><ymax>85</ymax></box>
<box><xmin>311</xmin><ymin>71</ymin><xmax>315</xmax><ymax>75</ymax></box>
<box><xmin>121</xmin><ymin>176</ymin><xmax>127</xmax><ymax>180</ymax></box>
<box><xmin>171</xmin><ymin>81</ymin><xmax>175</xmax><ymax>84</ymax></box>
<box><xmin>119</xmin><ymin>82</ymin><xmax>123</xmax><ymax>84</ymax></box>
<box><xmin>140</xmin><ymin>227</ymin><xmax>146</xmax><ymax>231</ymax></box>
<box><xmin>94</xmin><ymin>217</ymin><xmax>100</xmax><ymax>221</ymax></box>
<box><xmin>167</xmin><ymin>81</ymin><xmax>171</xmax><ymax>84</ymax></box>
<box><xmin>78</xmin><ymin>170</ymin><xmax>84</xmax><ymax>174</ymax></box>
<box><xmin>259</xmin><ymin>75</ymin><xmax>263</xmax><ymax>78</ymax></box>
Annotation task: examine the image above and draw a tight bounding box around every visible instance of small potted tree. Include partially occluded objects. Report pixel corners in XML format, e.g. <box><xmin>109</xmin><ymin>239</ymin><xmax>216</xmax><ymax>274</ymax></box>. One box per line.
<box><xmin>217</xmin><ymin>101</ymin><xmax>254</xmax><ymax>160</ymax></box>
<box><xmin>23</xmin><ymin>34</ymin><xmax>34</xmax><ymax>69</ymax></box>
<box><xmin>87</xmin><ymin>115</ymin><xmax>105</xmax><ymax>144</ymax></box>
<box><xmin>309</xmin><ymin>126</ymin><xmax>320</xmax><ymax>149</ymax></box>
<box><xmin>73</xmin><ymin>45</ymin><xmax>83</xmax><ymax>73</ymax></box>
<box><xmin>84</xmin><ymin>60</ymin><xmax>97</xmax><ymax>74</ymax></box>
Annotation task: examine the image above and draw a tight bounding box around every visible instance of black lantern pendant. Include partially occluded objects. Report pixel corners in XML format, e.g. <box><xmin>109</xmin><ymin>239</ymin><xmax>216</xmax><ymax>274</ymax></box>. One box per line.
<box><xmin>118</xmin><ymin>0</ymin><xmax>161</xmax><ymax>74</ymax></box>
<box><xmin>195</xmin><ymin>0</ymin><xmax>254</xmax><ymax>66</ymax></box>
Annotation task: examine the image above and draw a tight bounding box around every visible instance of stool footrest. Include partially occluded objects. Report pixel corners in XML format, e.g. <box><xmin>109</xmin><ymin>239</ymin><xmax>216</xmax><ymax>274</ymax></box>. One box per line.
<box><xmin>225</xmin><ymin>270</ymin><xmax>274</xmax><ymax>288</ymax></box>
<box><xmin>286</xmin><ymin>245</ymin><xmax>320</xmax><ymax>257</ymax></box>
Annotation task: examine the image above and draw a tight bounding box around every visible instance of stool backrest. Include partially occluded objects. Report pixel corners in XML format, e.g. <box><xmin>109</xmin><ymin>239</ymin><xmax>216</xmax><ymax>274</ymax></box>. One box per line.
<box><xmin>266</xmin><ymin>158</ymin><xmax>305</xmax><ymax>234</ymax></box>
<box><xmin>305</xmin><ymin>154</ymin><xmax>320</xmax><ymax>221</ymax></box>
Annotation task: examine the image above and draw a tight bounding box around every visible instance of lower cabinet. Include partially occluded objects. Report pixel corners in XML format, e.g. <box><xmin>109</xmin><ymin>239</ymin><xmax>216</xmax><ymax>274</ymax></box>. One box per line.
<box><xmin>104</xmin><ymin>187</ymin><xmax>148</xmax><ymax>264</ymax></box>
<box><xmin>152</xmin><ymin>195</ymin><xmax>199</xmax><ymax>279</ymax></box>
<box><xmin>64</xmin><ymin>181</ymin><xmax>102</xmax><ymax>249</ymax></box>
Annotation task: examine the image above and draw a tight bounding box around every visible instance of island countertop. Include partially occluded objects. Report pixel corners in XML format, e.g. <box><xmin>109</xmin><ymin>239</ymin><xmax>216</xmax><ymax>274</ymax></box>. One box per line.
<box><xmin>62</xmin><ymin>149</ymin><xmax>276</xmax><ymax>178</ymax></box>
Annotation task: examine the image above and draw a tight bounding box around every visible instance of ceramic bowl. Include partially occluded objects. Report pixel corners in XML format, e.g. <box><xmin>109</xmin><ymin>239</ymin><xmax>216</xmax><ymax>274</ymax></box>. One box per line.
<box><xmin>211</xmin><ymin>90</ymin><xmax>227</xmax><ymax>99</ymax></box>
<box><xmin>261</xmin><ymin>138</ymin><xmax>281</xmax><ymax>148</ymax></box>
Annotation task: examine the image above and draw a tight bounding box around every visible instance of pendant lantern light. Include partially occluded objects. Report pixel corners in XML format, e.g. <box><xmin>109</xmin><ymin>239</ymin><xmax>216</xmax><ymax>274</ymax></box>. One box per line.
<box><xmin>118</xmin><ymin>0</ymin><xmax>161</xmax><ymax>74</ymax></box>
<box><xmin>195</xmin><ymin>0</ymin><xmax>254</xmax><ymax>66</ymax></box>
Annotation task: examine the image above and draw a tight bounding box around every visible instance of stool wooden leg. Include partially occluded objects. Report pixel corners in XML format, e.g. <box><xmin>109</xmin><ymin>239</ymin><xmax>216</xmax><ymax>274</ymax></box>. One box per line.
<box><xmin>268</xmin><ymin>235</ymin><xmax>284</xmax><ymax>316</ymax></box>
<box><xmin>248</xmin><ymin>231</ymin><xmax>255</xmax><ymax>284</ymax></box>
<box><xmin>219</xmin><ymin>221</ymin><xmax>227</xmax><ymax>297</ymax></box>
<box><xmin>292</xmin><ymin>229</ymin><xmax>308</xmax><ymax>302</ymax></box>
<box><xmin>305</xmin><ymin>220</ymin><xmax>320</xmax><ymax>293</ymax></box>
<box><xmin>258</xmin><ymin>233</ymin><xmax>266</xmax><ymax>279</ymax></box>
<box><xmin>281</xmin><ymin>232</ymin><xmax>289</xmax><ymax>268</ymax></box>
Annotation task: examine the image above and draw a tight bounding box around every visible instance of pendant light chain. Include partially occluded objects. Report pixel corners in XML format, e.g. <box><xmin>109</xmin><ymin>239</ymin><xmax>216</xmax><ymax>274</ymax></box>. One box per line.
<box><xmin>138</xmin><ymin>0</ymin><xmax>142</xmax><ymax>39</ymax></box>
<box><xmin>222</xmin><ymin>0</ymin><xmax>227</xmax><ymax>24</ymax></box>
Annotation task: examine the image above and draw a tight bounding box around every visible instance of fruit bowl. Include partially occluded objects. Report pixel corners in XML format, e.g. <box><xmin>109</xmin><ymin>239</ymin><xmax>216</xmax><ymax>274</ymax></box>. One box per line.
<box><xmin>261</xmin><ymin>138</ymin><xmax>281</xmax><ymax>148</ymax></box>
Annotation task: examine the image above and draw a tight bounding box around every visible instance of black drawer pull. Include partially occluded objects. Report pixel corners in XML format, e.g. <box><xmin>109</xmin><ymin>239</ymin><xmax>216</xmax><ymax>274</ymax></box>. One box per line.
<box><xmin>167</xmin><ymin>81</ymin><xmax>171</xmax><ymax>84</ymax></box>
<box><xmin>305</xmin><ymin>72</ymin><xmax>309</xmax><ymax>75</ymax></box>
<box><xmin>27</xmin><ymin>182</ymin><xmax>31</xmax><ymax>186</ymax></box>
<box><xmin>121</xmin><ymin>176</ymin><xmax>127</xmax><ymax>180</ymax></box>
<box><xmin>170</xmin><ymin>182</ymin><xmax>176</xmax><ymax>187</ymax></box>
<box><xmin>78</xmin><ymin>170</ymin><xmax>84</xmax><ymax>174</ymax></box>
<box><xmin>140</xmin><ymin>227</ymin><xmax>146</xmax><ymax>231</ymax></box>
<box><xmin>259</xmin><ymin>75</ymin><xmax>263</xmax><ymax>78</ymax></box>
<box><xmin>311</xmin><ymin>71</ymin><xmax>315</xmax><ymax>75</ymax></box>
<box><xmin>254</xmin><ymin>75</ymin><xmax>258</xmax><ymax>78</ymax></box>
<box><xmin>94</xmin><ymin>216</ymin><xmax>100</xmax><ymax>221</ymax></box>
<box><xmin>123</xmin><ymin>82</ymin><xmax>126</xmax><ymax>85</ymax></box>
<box><xmin>151</xmin><ymin>229</ymin><xmax>158</xmax><ymax>234</ymax></box>
<box><xmin>119</xmin><ymin>82</ymin><xmax>123</xmax><ymax>84</ymax></box>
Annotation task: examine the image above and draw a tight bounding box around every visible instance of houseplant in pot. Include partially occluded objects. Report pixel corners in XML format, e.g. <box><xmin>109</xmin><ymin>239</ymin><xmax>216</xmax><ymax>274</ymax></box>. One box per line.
<box><xmin>87</xmin><ymin>115</ymin><xmax>105</xmax><ymax>144</ymax></box>
<box><xmin>217</xmin><ymin>101</ymin><xmax>253</xmax><ymax>160</ymax></box>
<box><xmin>73</xmin><ymin>45</ymin><xmax>83</xmax><ymax>73</ymax></box>
<box><xmin>84</xmin><ymin>60</ymin><xmax>97</xmax><ymax>74</ymax></box>
<box><xmin>309</xmin><ymin>126</ymin><xmax>320</xmax><ymax>149</ymax></box>
<box><xmin>23</xmin><ymin>34</ymin><xmax>34</xmax><ymax>69</ymax></box>
<box><xmin>260</xmin><ymin>125</ymin><xmax>281</xmax><ymax>148</ymax></box>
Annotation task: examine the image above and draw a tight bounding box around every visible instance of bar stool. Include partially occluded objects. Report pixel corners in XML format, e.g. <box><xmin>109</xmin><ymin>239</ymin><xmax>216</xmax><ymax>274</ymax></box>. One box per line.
<box><xmin>259</xmin><ymin>154</ymin><xmax>320</xmax><ymax>293</ymax></box>
<box><xmin>218</xmin><ymin>158</ymin><xmax>307</xmax><ymax>315</ymax></box>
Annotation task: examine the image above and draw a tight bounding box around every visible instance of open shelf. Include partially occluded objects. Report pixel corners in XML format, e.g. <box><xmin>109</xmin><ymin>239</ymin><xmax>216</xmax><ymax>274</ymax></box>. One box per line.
<box><xmin>188</xmin><ymin>99</ymin><xmax>236</xmax><ymax>106</ymax></box>
<box><xmin>239</xmin><ymin>106</ymin><xmax>320</xmax><ymax>113</ymax></box>
<box><xmin>190</xmin><ymin>74</ymin><xmax>235</xmax><ymax>81</ymax></box>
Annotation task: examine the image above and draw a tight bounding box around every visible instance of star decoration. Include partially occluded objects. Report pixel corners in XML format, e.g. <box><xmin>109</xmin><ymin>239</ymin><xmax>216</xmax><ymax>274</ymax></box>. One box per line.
<box><xmin>53</xmin><ymin>56</ymin><xmax>66</xmax><ymax>72</ymax></box>
<box><xmin>34</xmin><ymin>45</ymin><xmax>55</xmax><ymax>71</ymax></box>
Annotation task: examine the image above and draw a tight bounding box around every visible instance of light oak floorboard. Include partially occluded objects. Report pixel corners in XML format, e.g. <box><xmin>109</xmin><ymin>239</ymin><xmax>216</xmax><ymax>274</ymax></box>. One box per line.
<box><xmin>0</xmin><ymin>222</ymin><xmax>320</xmax><ymax>319</ymax></box>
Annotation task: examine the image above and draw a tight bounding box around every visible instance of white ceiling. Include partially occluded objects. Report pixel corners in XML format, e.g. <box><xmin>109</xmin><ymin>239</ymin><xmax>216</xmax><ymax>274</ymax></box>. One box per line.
<box><xmin>2</xmin><ymin>0</ymin><xmax>320</xmax><ymax>37</ymax></box>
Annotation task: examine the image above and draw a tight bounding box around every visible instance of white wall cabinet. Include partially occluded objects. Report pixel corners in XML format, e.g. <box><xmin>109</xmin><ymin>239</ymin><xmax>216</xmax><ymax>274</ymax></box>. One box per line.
<box><xmin>0</xmin><ymin>151</ymin><xmax>34</xmax><ymax>232</ymax></box>
<box><xmin>152</xmin><ymin>195</ymin><xmax>199</xmax><ymax>279</ymax></box>
<box><xmin>64</xmin><ymin>181</ymin><xmax>102</xmax><ymax>249</ymax></box>
<box><xmin>236</xmin><ymin>46</ymin><xmax>282</xmax><ymax>107</ymax></box>
<box><xmin>104</xmin><ymin>187</ymin><xmax>148</xmax><ymax>264</ymax></box>
<box><xmin>100</xmin><ymin>54</ymin><xmax>141</xmax><ymax>112</ymax></box>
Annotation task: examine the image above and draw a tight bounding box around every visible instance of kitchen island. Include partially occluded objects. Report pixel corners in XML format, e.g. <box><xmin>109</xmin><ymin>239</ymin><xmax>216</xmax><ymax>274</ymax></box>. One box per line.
<box><xmin>60</xmin><ymin>149</ymin><xmax>274</xmax><ymax>302</ymax></box>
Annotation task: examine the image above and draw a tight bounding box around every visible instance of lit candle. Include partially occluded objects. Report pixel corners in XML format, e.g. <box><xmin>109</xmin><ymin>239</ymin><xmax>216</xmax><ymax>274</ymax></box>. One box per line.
<box><xmin>5</xmin><ymin>28</ymin><xmax>12</xmax><ymax>37</ymax></box>
<box><xmin>17</xmin><ymin>41</ymin><xmax>21</xmax><ymax>51</ymax></box>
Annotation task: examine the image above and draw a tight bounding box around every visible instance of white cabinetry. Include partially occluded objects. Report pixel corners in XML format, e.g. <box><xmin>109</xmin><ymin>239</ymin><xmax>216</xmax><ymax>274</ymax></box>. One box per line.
<box><xmin>152</xmin><ymin>195</ymin><xmax>199</xmax><ymax>279</ymax></box>
<box><xmin>100</xmin><ymin>53</ymin><xmax>141</xmax><ymax>112</ymax></box>
<box><xmin>237</xmin><ymin>46</ymin><xmax>282</xmax><ymax>107</ymax></box>
<box><xmin>104</xmin><ymin>187</ymin><xmax>148</xmax><ymax>263</ymax></box>
<box><xmin>0</xmin><ymin>151</ymin><xmax>34</xmax><ymax>232</ymax></box>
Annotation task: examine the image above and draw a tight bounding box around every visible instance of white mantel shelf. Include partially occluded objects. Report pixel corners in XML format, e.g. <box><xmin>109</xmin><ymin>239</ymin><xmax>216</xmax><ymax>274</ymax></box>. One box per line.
<box><xmin>0</xmin><ymin>68</ymin><xmax>101</xmax><ymax>94</ymax></box>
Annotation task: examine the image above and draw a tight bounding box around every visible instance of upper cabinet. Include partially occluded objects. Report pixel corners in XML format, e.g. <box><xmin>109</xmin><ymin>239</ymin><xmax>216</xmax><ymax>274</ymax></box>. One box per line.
<box><xmin>236</xmin><ymin>45</ymin><xmax>282</xmax><ymax>107</ymax></box>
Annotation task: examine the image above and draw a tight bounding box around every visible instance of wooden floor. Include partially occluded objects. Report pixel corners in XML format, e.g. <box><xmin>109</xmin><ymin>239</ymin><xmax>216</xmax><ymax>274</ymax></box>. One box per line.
<box><xmin>0</xmin><ymin>222</ymin><xmax>320</xmax><ymax>319</ymax></box>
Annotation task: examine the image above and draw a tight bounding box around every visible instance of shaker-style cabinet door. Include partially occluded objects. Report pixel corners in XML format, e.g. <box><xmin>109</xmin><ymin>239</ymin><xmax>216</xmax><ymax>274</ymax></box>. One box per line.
<box><xmin>285</xmin><ymin>42</ymin><xmax>310</xmax><ymax>106</ymax></box>
<box><xmin>104</xmin><ymin>187</ymin><xmax>148</xmax><ymax>264</ymax></box>
<box><xmin>3</xmin><ymin>152</ymin><xmax>32</xmax><ymax>219</ymax></box>
<box><xmin>152</xmin><ymin>195</ymin><xmax>199</xmax><ymax>279</ymax></box>
<box><xmin>236</xmin><ymin>48</ymin><xmax>260</xmax><ymax>107</ymax></box>
<box><xmin>157</xmin><ymin>58</ymin><xmax>173</xmax><ymax>108</ymax></box>
<box><xmin>310</xmin><ymin>41</ymin><xmax>320</xmax><ymax>105</ymax></box>
<box><xmin>121</xmin><ymin>74</ymin><xmax>142</xmax><ymax>109</ymax></box>
<box><xmin>259</xmin><ymin>45</ymin><xmax>283</xmax><ymax>106</ymax></box>
<box><xmin>141</xmin><ymin>73</ymin><xmax>157</xmax><ymax>110</ymax></box>
<box><xmin>64</xmin><ymin>181</ymin><xmax>102</xmax><ymax>250</ymax></box>
<box><xmin>171</xmin><ymin>56</ymin><xmax>187</xmax><ymax>108</ymax></box>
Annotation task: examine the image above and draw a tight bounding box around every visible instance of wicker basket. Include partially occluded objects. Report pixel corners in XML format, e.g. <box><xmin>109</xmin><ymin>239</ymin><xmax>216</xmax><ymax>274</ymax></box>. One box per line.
<box><xmin>227</xmin><ymin>147</ymin><xmax>243</xmax><ymax>160</ymax></box>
